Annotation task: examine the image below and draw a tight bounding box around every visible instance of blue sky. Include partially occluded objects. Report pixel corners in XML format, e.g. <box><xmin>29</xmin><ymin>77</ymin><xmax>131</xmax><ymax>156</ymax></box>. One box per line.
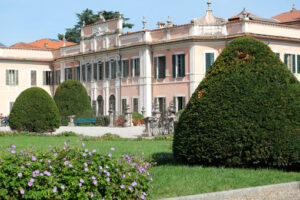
<box><xmin>0</xmin><ymin>0</ymin><xmax>297</xmax><ymax>46</ymax></box>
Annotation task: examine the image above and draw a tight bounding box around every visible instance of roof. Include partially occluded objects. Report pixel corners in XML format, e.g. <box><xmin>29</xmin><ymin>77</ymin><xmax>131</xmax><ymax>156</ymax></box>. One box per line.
<box><xmin>10</xmin><ymin>42</ymin><xmax>43</xmax><ymax>49</ymax></box>
<box><xmin>28</xmin><ymin>39</ymin><xmax>77</xmax><ymax>49</ymax></box>
<box><xmin>229</xmin><ymin>10</ymin><xmax>259</xmax><ymax>21</ymax></box>
<box><xmin>272</xmin><ymin>9</ymin><xmax>300</xmax><ymax>23</ymax></box>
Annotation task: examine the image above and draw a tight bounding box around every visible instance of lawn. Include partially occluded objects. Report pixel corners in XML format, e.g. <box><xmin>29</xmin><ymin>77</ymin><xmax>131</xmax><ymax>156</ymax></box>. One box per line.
<box><xmin>0</xmin><ymin>136</ymin><xmax>299</xmax><ymax>199</ymax></box>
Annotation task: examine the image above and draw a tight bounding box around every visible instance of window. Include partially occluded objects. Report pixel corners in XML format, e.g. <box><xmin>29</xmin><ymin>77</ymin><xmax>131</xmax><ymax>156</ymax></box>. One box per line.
<box><xmin>133</xmin><ymin>98</ymin><xmax>139</xmax><ymax>113</ymax></box>
<box><xmin>154</xmin><ymin>56</ymin><xmax>166</xmax><ymax>79</ymax></box>
<box><xmin>173</xmin><ymin>96</ymin><xmax>186</xmax><ymax>112</ymax></box>
<box><xmin>98</xmin><ymin>62</ymin><xmax>104</xmax><ymax>80</ymax></box>
<box><xmin>97</xmin><ymin>95</ymin><xmax>104</xmax><ymax>116</ymax></box>
<box><xmin>122</xmin><ymin>60</ymin><xmax>129</xmax><ymax>78</ymax></box>
<box><xmin>155</xmin><ymin>97</ymin><xmax>166</xmax><ymax>115</ymax></box>
<box><xmin>284</xmin><ymin>54</ymin><xmax>296</xmax><ymax>73</ymax></box>
<box><xmin>74</xmin><ymin>66</ymin><xmax>80</xmax><ymax>81</ymax></box>
<box><xmin>82</xmin><ymin>64</ymin><xmax>86</xmax><ymax>82</ymax></box>
<box><xmin>131</xmin><ymin>58</ymin><xmax>140</xmax><ymax>77</ymax></box>
<box><xmin>172</xmin><ymin>54</ymin><xmax>185</xmax><ymax>78</ymax></box>
<box><xmin>43</xmin><ymin>71</ymin><xmax>53</xmax><ymax>85</ymax></box>
<box><xmin>6</xmin><ymin>69</ymin><xmax>18</xmax><ymax>85</ymax></box>
<box><xmin>109</xmin><ymin>95</ymin><xmax>116</xmax><ymax>112</ymax></box>
<box><xmin>111</xmin><ymin>60</ymin><xmax>117</xmax><ymax>79</ymax></box>
<box><xmin>105</xmin><ymin>61</ymin><xmax>110</xmax><ymax>79</ymax></box>
<box><xmin>87</xmin><ymin>64</ymin><xmax>92</xmax><ymax>82</ymax></box>
<box><xmin>65</xmin><ymin>68</ymin><xmax>72</xmax><ymax>81</ymax></box>
<box><xmin>92</xmin><ymin>100</ymin><xmax>97</xmax><ymax>115</ymax></box>
<box><xmin>55</xmin><ymin>70</ymin><xmax>61</xmax><ymax>85</ymax></box>
<box><xmin>93</xmin><ymin>63</ymin><xmax>98</xmax><ymax>81</ymax></box>
<box><xmin>205</xmin><ymin>52</ymin><xmax>215</xmax><ymax>72</ymax></box>
<box><xmin>122</xmin><ymin>99</ymin><xmax>127</xmax><ymax>114</ymax></box>
<box><xmin>30</xmin><ymin>70</ymin><xmax>37</xmax><ymax>86</ymax></box>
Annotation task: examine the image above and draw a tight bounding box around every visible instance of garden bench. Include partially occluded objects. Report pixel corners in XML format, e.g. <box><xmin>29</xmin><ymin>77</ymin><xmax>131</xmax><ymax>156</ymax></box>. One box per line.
<box><xmin>75</xmin><ymin>118</ymin><xmax>96</xmax><ymax>126</ymax></box>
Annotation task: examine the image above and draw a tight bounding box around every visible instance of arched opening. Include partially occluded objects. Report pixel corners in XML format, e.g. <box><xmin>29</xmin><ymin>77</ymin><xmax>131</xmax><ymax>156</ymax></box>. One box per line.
<box><xmin>97</xmin><ymin>95</ymin><xmax>104</xmax><ymax>116</ymax></box>
<box><xmin>109</xmin><ymin>95</ymin><xmax>116</xmax><ymax>112</ymax></box>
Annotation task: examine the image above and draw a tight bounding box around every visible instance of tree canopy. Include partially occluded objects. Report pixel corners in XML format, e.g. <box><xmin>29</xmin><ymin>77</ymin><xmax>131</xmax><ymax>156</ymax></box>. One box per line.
<box><xmin>58</xmin><ymin>9</ymin><xmax>134</xmax><ymax>43</ymax></box>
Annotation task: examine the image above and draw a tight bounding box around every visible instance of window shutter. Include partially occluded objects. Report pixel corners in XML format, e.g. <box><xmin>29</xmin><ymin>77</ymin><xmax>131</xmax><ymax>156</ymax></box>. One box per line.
<box><xmin>6</xmin><ymin>70</ymin><xmax>9</xmax><ymax>85</ymax></box>
<box><xmin>105</xmin><ymin>61</ymin><xmax>109</xmax><ymax>79</ymax></box>
<box><xmin>130</xmin><ymin>59</ymin><xmax>134</xmax><ymax>77</ymax></box>
<box><xmin>284</xmin><ymin>54</ymin><xmax>288</xmax><ymax>66</ymax></box>
<box><xmin>43</xmin><ymin>71</ymin><xmax>46</xmax><ymax>85</ymax></box>
<box><xmin>298</xmin><ymin>55</ymin><xmax>300</xmax><ymax>74</ymax></box>
<box><xmin>163</xmin><ymin>97</ymin><xmax>166</xmax><ymax>115</ymax></box>
<box><xmin>118</xmin><ymin>60</ymin><xmax>121</xmax><ymax>78</ymax></box>
<box><xmin>172</xmin><ymin>55</ymin><xmax>176</xmax><ymax>78</ymax></box>
<box><xmin>15</xmin><ymin>70</ymin><xmax>18</xmax><ymax>85</ymax></box>
<box><xmin>162</xmin><ymin>56</ymin><xmax>166</xmax><ymax>78</ymax></box>
<box><xmin>205</xmin><ymin>53</ymin><xmax>210</xmax><ymax>72</ymax></box>
<box><xmin>136</xmin><ymin>59</ymin><xmax>140</xmax><ymax>76</ymax></box>
<box><xmin>51</xmin><ymin>71</ymin><xmax>54</xmax><ymax>85</ymax></box>
<box><xmin>154</xmin><ymin>58</ymin><xmax>157</xmax><ymax>78</ymax></box>
<box><xmin>181</xmin><ymin>54</ymin><xmax>185</xmax><ymax>77</ymax></box>
<box><xmin>93</xmin><ymin>63</ymin><xmax>98</xmax><ymax>80</ymax></box>
<box><xmin>292</xmin><ymin>54</ymin><xmax>296</xmax><ymax>73</ymax></box>
<box><xmin>182</xmin><ymin>97</ymin><xmax>186</xmax><ymax>108</ymax></box>
<box><xmin>173</xmin><ymin>96</ymin><xmax>177</xmax><ymax>111</ymax></box>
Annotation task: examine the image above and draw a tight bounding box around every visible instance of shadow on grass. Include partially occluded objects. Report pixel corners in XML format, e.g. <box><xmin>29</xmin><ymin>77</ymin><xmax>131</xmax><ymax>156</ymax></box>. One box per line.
<box><xmin>152</xmin><ymin>152</ymin><xmax>181</xmax><ymax>166</ymax></box>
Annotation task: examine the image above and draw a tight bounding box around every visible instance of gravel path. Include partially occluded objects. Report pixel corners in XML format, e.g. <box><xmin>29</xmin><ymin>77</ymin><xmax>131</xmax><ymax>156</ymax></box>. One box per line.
<box><xmin>0</xmin><ymin>126</ymin><xmax>146</xmax><ymax>138</ymax></box>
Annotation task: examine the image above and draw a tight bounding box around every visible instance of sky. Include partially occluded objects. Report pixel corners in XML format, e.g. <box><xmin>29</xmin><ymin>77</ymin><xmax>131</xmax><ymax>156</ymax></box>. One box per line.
<box><xmin>0</xmin><ymin>0</ymin><xmax>298</xmax><ymax>46</ymax></box>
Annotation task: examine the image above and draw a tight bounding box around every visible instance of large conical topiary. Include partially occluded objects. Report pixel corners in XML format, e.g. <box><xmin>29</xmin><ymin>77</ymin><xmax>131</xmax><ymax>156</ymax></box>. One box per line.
<box><xmin>9</xmin><ymin>87</ymin><xmax>60</xmax><ymax>132</ymax></box>
<box><xmin>54</xmin><ymin>80</ymin><xmax>93</xmax><ymax>124</ymax></box>
<box><xmin>173</xmin><ymin>37</ymin><xmax>300</xmax><ymax>170</ymax></box>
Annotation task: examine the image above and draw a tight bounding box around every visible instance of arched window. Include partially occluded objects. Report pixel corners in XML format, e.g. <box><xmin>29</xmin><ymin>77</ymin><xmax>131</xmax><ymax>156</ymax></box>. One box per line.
<box><xmin>109</xmin><ymin>95</ymin><xmax>116</xmax><ymax>112</ymax></box>
<box><xmin>97</xmin><ymin>95</ymin><xmax>104</xmax><ymax>116</ymax></box>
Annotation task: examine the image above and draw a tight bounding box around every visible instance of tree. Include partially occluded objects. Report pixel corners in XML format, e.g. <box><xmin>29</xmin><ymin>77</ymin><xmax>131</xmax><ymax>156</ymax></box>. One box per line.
<box><xmin>58</xmin><ymin>9</ymin><xmax>134</xmax><ymax>43</ymax></box>
<box><xmin>54</xmin><ymin>80</ymin><xmax>93</xmax><ymax>125</ymax></box>
<box><xmin>9</xmin><ymin>87</ymin><xmax>60</xmax><ymax>132</ymax></box>
<box><xmin>173</xmin><ymin>36</ymin><xmax>300</xmax><ymax>170</ymax></box>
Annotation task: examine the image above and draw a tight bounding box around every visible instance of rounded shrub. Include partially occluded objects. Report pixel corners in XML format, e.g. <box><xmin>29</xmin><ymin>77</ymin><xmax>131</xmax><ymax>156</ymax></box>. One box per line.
<box><xmin>9</xmin><ymin>87</ymin><xmax>60</xmax><ymax>132</ymax></box>
<box><xmin>173</xmin><ymin>37</ymin><xmax>300</xmax><ymax>170</ymax></box>
<box><xmin>54</xmin><ymin>80</ymin><xmax>93</xmax><ymax>125</ymax></box>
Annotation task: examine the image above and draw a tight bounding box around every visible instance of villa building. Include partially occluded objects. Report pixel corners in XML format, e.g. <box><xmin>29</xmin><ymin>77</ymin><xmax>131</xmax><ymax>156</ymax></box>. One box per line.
<box><xmin>1</xmin><ymin>1</ymin><xmax>300</xmax><ymax>117</ymax></box>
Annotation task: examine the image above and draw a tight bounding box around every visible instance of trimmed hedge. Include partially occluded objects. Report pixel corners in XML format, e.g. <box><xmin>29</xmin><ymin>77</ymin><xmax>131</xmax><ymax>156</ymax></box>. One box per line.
<box><xmin>9</xmin><ymin>87</ymin><xmax>60</xmax><ymax>132</ymax></box>
<box><xmin>54</xmin><ymin>80</ymin><xmax>93</xmax><ymax>125</ymax></box>
<box><xmin>173</xmin><ymin>37</ymin><xmax>300</xmax><ymax>170</ymax></box>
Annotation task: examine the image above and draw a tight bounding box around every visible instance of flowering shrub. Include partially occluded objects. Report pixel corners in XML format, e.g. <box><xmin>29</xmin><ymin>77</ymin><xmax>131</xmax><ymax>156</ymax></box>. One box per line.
<box><xmin>116</xmin><ymin>119</ymin><xmax>125</xmax><ymax>126</ymax></box>
<box><xmin>0</xmin><ymin>142</ymin><xmax>153</xmax><ymax>199</ymax></box>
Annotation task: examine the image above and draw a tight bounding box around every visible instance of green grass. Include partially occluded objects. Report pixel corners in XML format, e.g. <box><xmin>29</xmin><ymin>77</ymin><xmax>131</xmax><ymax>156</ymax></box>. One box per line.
<box><xmin>0</xmin><ymin>136</ymin><xmax>299</xmax><ymax>199</ymax></box>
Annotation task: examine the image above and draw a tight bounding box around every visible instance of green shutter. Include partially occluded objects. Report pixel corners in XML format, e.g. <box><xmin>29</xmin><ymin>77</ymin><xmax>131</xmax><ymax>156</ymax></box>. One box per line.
<box><xmin>182</xmin><ymin>97</ymin><xmax>186</xmax><ymax>108</ymax></box>
<box><xmin>130</xmin><ymin>59</ymin><xmax>134</xmax><ymax>77</ymax></box>
<box><xmin>43</xmin><ymin>71</ymin><xmax>46</xmax><ymax>85</ymax></box>
<box><xmin>154</xmin><ymin>58</ymin><xmax>157</xmax><ymax>78</ymax></box>
<box><xmin>105</xmin><ymin>62</ymin><xmax>109</xmax><ymax>78</ymax></box>
<box><xmin>6</xmin><ymin>70</ymin><xmax>9</xmax><ymax>85</ymax></box>
<box><xmin>172</xmin><ymin>55</ymin><xmax>176</xmax><ymax>78</ymax></box>
<box><xmin>181</xmin><ymin>54</ymin><xmax>185</xmax><ymax>77</ymax></box>
<box><xmin>173</xmin><ymin>96</ymin><xmax>177</xmax><ymax>111</ymax></box>
<box><xmin>206</xmin><ymin>53</ymin><xmax>211</xmax><ymax>72</ymax></box>
<box><xmin>292</xmin><ymin>54</ymin><xmax>296</xmax><ymax>73</ymax></box>
<box><xmin>297</xmin><ymin>55</ymin><xmax>300</xmax><ymax>74</ymax></box>
<box><xmin>118</xmin><ymin>60</ymin><xmax>121</xmax><ymax>78</ymax></box>
<box><xmin>162</xmin><ymin>56</ymin><xmax>166</xmax><ymax>78</ymax></box>
<box><xmin>15</xmin><ymin>70</ymin><xmax>18</xmax><ymax>85</ymax></box>
<box><xmin>136</xmin><ymin>59</ymin><xmax>140</xmax><ymax>76</ymax></box>
<box><xmin>284</xmin><ymin>54</ymin><xmax>288</xmax><ymax>66</ymax></box>
<box><xmin>93</xmin><ymin>63</ymin><xmax>98</xmax><ymax>80</ymax></box>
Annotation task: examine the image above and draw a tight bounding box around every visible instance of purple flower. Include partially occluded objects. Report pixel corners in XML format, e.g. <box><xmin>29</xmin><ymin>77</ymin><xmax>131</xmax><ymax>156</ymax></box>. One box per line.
<box><xmin>108</xmin><ymin>153</ymin><xmax>112</xmax><ymax>157</ymax></box>
<box><xmin>78</xmin><ymin>183</ymin><xmax>82</xmax><ymax>187</ymax></box>
<box><xmin>20</xmin><ymin>189</ymin><xmax>25</xmax><ymax>194</ymax></box>
<box><xmin>47</xmin><ymin>160</ymin><xmax>51</xmax><ymax>163</ymax></box>
<box><xmin>64</xmin><ymin>161</ymin><xmax>69</xmax><ymax>165</ymax></box>
<box><xmin>92</xmin><ymin>149</ymin><xmax>96</xmax><ymax>153</ymax></box>
<box><xmin>49</xmin><ymin>165</ymin><xmax>53</xmax><ymax>169</ymax></box>
<box><xmin>28</xmin><ymin>182</ymin><xmax>33</xmax><ymax>187</ymax></box>
<box><xmin>11</xmin><ymin>150</ymin><xmax>16</xmax><ymax>154</ymax></box>
<box><xmin>132</xmin><ymin>180</ymin><xmax>137</xmax><ymax>187</ymax></box>
<box><xmin>11</xmin><ymin>144</ymin><xmax>16</xmax><ymax>149</ymax></box>
<box><xmin>52</xmin><ymin>186</ymin><xmax>57</xmax><ymax>193</ymax></box>
<box><xmin>82</xmin><ymin>153</ymin><xmax>87</xmax><ymax>157</ymax></box>
<box><xmin>85</xmin><ymin>168</ymin><xmax>88</xmax><ymax>172</ymax></box>
<box><xmin>68</xmin><ymin>164</ymin><xmax>73</xmax><ymax>168</ymax></box>
<box><xmin>44</xmin><ymin>171</ymin><xmax>51</xmax><ymax>176</ymax></box>
<box><xmin>80</xmin><ymin>179</ymin><xmax>84</xmax><ymax>183</ymax></box>
<box><xmin>26</xmin><ymin>163</ymin><xmax>31</xmax><ymax>166</ymax></box>
<box><xmin>61</xmin><ymin>185</ymin><xmax>65</xmax><ymax>190</ymax></box>
<box><xmin>106</xmin><ymin>177</ymin><xmax>110</xmax><ymax>182</ymax></box>
<box><xmin>128</xmin><ymin>186</ymin><xmax>133</xmax><ymax>191</ymax></box>
<box><xmin>53</xmin><ymin>153</ymin><xmax>58</xmax><ymax>157</ymax></box>
<box><xmin>92</xmin><ymin>176</ymin><xmax>96</xmax><ymax>180</ymax></box>
<box><xmin>122</xmin><ymin>174</ymin><xmax>126</xmax><ymax>179</ymax></box>
<box><xmin>82</xmin><ymin>143</ymin><xmax>85</xmax><ymax>147</ymax></box>
<box><xmin>84</xmin><ymin>163</ymin><xmax>88</xmax><ymax>167</ymax></box>
<box><xmin>32</xmin><ymin>155</ymin><xmax>37</xmax><ymax>161</ymax></box>
<box><xmin>17</xmin><ymin>172</ymin><xmax>22</xmax><ymax>177</ymax></box>
<box><xmin>85</xmin><ymin>149</ymin><xmax>89</xmax><ymax>152</ymax></box>
<box><xmin>89</xmin><ymin>152</ymin><xmax>92</xmax><ymax>156</ymax></box>
<box><xmin>39</xmin><ymin>173</ymin><xmax>44</xmax><ymax>176</ymax></box>
<box><xmin>110</xmin><ymin>147</ymin><xmax>115</xmax><ymax>151</ymax></box>
<box><xmin>20</xmin><ymin>165</ymin><xmax>24</xmax><ymax>169</ymax></box>
<box><xmin>120</xmin><ymin>184</ymin><xmax>125</xmax><ymax>189</ymax></box>
<box><xmin>30</xmin><ymin>178</ymin><xmax>35</xmax><ymax>183</ymax></box>
<box><xmin>128</xmin><ymin>172</ymin><xmax>131</xmax><ymax>176</ymax></box>
<box><xmin>93</xmin><ymin>180</ymin><xmax>97</xmax><ymax>185</ymax></box>
<box><xmin>140</xmin><ymin>194</ymin><xmax>145</xmax><ymax>199</ymax></box>
<box><xmin>149</xmin><ymin>177</ymin><xmax>153</xmax><ymax>181</ymax></box>
<box><xmin>99</xmin><ymin>166</ymin><xmax>103</xmax><ymax>169</ymax></box>
<box><xmin>91</xmin><ymin>192</ymin><xmax>94</xmax><ymax>198</ymax></box>
<box><xmin>105</xmin><ymin>165</ymin><xmax>109</xmax><ymax>169</ymax></box>
<box><xmin>49</xmin><ymin>145</ymin><xmax>52</xmax><ymax>151</ymax></box>
<box><xmin>106</xmin><ymin>172</ymin><xmax>110</xmax><ymax>176</ymax></box>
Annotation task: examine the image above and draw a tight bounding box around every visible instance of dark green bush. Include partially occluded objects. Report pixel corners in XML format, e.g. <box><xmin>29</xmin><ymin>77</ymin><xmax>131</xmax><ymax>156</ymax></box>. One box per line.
<box><xmin>54</xmin><ymin>80</ymin><xmax>93</xmax><ymax>125</ymax></box>
<box><xmin>9</xmin><ymin>87</ymin><xmax>60</xmax><ymax>132</ymax></box>
<box><xmin>132</xmin><ymin>112</ymin><xmax>144</xmax><ymax>121</ymax></box>
<box><xmin>95</xmin><ymin>116</ymin><xmax>110</xmax><ymax>126</ymax></box>
<box><xmin>173</xmin><ymin>37</ymin><xmax>300</xmax><ymax>170</ymax></box>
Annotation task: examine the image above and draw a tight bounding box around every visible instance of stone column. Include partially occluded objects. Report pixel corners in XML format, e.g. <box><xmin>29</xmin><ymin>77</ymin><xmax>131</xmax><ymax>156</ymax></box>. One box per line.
<box><xmin>108</xmin><ymin>105</ymin><xmax>114</xmax><ymax>127</ymax></box>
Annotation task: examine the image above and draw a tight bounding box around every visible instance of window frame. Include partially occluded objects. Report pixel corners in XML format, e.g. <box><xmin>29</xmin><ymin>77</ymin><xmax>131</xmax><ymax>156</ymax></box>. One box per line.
<box><xmin>204</xmin><ymin>51</ymin><xmax>216</xmax><ymax>73</ymax></box>
<box><xmin>154</xmin><ymin>55</ymin><xmax>166</xmax><ymax>79</ymax></box>
<box><xmin>29</xmin><ymin>69</ymin><xmax>37</xmax><ymax>86</ymax></box>
<box><xmin>6</xmin><ymin>69</ymin><xmax>19</xmax><ymax>86</ymax></box>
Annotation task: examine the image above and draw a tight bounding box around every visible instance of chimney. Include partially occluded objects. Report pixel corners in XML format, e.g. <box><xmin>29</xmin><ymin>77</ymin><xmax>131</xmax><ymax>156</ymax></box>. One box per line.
<box><xmin>44</xmin><ymin>43</ymin><xmax>48</xmax><ymax>48</ymax></box>
<box><xmin>157</xmin><ymin>21</ymin><xmax>165</xmax><ymax>29</ymax></box>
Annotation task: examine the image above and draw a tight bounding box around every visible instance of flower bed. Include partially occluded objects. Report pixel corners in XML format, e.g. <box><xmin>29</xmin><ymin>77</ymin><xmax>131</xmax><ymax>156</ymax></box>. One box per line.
<box><xmin>0</xmin><ymin>142</ymin><xmax>153</xmax><ymax>199</ymax></box>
